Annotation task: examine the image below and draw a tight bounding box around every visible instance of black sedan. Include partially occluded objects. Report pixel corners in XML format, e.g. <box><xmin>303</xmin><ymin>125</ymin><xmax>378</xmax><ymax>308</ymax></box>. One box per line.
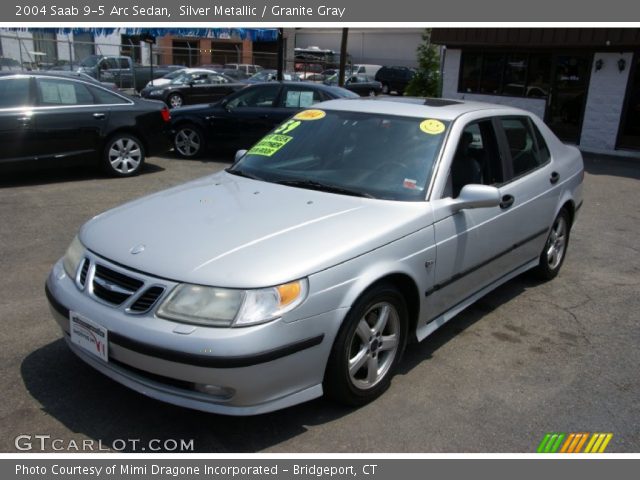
<box><xmin>325</xmin><ymin>74</ymin><xmax>383</xmax><ymax>97</ymax></box>
<box><xmin>0</xmin><ymin>72</ymin><xmax>171</xmax><ymax>177</ymax></box>
<box><xmin>171</xmin><ymin>82</ymin><xmax>359</xmax><ymax>158</ymax></box>
<box><xmin>140</xmin><ymin>71</ymin><xmax>245</xmax><ymax>108</ymax></box>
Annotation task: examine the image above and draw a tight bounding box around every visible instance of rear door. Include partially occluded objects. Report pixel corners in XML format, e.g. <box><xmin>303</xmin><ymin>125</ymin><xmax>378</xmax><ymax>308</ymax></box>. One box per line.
<box><xmin>33</xmin><ymin>77</ymin><xmax>109</xmax><ymax>162</ymax></box>
<box><xmin>0</xmin><ymin>75</ymin><xmax>38</xmax><ymax>165</ymax></box>
<box><xmin>207</xmin><ymin>84</ymin><xmax>283</xmax><ymax>149</ymax></box>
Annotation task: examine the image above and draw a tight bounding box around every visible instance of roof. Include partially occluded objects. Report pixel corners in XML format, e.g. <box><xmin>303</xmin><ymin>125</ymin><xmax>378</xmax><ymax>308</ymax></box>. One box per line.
<box><xmin>318</xmin><ymin>97</ymin><xmax>516</xmax><ymax>120</ymax></box>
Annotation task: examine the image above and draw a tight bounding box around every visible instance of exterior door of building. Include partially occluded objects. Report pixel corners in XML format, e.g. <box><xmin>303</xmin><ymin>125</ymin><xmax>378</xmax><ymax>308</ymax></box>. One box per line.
<box><xmin>545</xmin><ymin>54</ymin><xmax>592</xmax><ymax>143</ymax></box>
<box><xmin>617</xmin><ymin>52</ymin><xmax>640</xmax><ymax>150</ymax></box>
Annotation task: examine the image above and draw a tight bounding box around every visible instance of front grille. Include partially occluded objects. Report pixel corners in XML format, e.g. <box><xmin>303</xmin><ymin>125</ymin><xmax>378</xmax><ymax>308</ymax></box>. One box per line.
<box><xmin>92</xmin><ymin>264</ymin><xmax>144</xmax><ymax>306</ymax></box>
<box><xmin>78</xmin><ymin>259</ymin><xmax>89</xmax><ymax>287</ymax></box>
<box><xmin>129</xmin><ymin>286</ymin><xmax>165</xmax><ymax>313</ymax></box>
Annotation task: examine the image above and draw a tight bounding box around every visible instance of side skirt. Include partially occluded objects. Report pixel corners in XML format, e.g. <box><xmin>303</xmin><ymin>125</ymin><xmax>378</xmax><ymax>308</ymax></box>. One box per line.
<box><xmin>415</xmin><ymin>257</ymin><xmax>539</xmax><ymax>342</ymax></box>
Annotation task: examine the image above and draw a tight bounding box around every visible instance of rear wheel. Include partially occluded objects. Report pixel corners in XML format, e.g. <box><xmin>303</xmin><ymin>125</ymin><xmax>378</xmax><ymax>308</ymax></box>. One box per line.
<box><xmin>102</xmin><ymin>134</ymin><xmax>145</xmax><ymax>177</ymax></box>
<box><xmin>368</xmin><ymin>89</ymin><xmax>377</xmax><ymax>97</ymax></box>
<box><xmin>174</xmin><ymin>125</ymin><xmax>205</xmax><ymax>158</ymax></box>
<box><xmin>381</xmin><ymin>83</ymin><xmax>390</xmax><ymax>94</ymax></box>
<box><xmin>324</xmin><ymin>283</ymin><xmax>408</xmax><ymax>406</ymax></box>
<box><xmin>533</xmin><ymin>208</ymin><xmax>571</xmax><ymax>280</ymax></box>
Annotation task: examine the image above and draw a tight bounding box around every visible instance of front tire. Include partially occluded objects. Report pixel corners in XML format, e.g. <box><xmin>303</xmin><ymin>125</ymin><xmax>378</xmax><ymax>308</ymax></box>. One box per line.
<box><xmin>173</xmin><ymin>124</ymin><xmax>205</xmax><ymax>159</ymax></box>
<box><xmin>167</xmin><ymin>93</ymin><xmax>183</xmax><ymax>109</ymax></box>
<box><xmin>533</xmin><ymin>208</ymin><xmax>571</xmax><ymax>280</ymax></box>
<box><xmin>381</xmin><ymin>83</ymin><xmax>390</xmax><ymax>95</ymax></box>
<box><xmin>102</xmin><ymin>134</ymin><xmax>145</xmax><ymax>177</ymax></box>
<box><xmin>324</xmin><ymin>283</ymin><xmax>408</xmax><ymax>406</ymax></box>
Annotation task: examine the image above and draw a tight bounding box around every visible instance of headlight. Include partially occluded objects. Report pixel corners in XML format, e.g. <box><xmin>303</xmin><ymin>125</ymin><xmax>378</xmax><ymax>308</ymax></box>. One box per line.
<box><xmin>148</xmin><ymin>90</ymin><xmax>163</xmax><ymax>96</ymax></box>
<box><xmin>62</xmin><ymin>235</ymin><xmax>84</xmax><ymax>279</ymax></box>
<box><xmin>157</xmin><ymin>279</ymin><xmax>308</xmax><ymax>327</ymax></box>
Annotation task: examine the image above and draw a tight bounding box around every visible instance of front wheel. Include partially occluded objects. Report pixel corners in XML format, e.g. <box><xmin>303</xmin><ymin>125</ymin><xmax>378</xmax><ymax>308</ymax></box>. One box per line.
<box><xmin>324</xmin><ymin>283</ymin><xmax>408</xmax><ymax>406</ymax></box>
<box><xmin>167</xmin><ymin>93</ymin><xmax>183</xmax><ymax>109</ymax></box>
<box><xmin>533</xmin><ymin>208</ymin><xmax>571</xmax><ymax>280</ymax></box>
<box><xmin>102</xmin><ymin>134</ymin><xmax>145</xmax><ymax>177</ymax></box>
<box><xmin>381</xmin><ymin>83</ymin><xmax>390</xmax><ymax>94</ymax></box>
<box><xmin>368</xmin><ymin>89</ymin><xmax>377</xmax><ymax>97</ymax></box>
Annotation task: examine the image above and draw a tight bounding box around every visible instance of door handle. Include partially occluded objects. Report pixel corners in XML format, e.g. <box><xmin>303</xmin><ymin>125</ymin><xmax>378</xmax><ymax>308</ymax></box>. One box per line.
<box><xmin>260</xmin><ymin>114</ymin><xmax>270</xmax><ymax>119</ymax></box>
<box><xmin>93</xmin><ymin>113</ymin><xmax>106</xmax><ymax>119</ymax></box>
<box><xmin>500</xmin><ymin>194</ymin><xmax>515</xmax><ymax>209</ymax></box>
<box><xmin>550</xmin><ymin>171</ymin><xmax>560</xmax><ymax>184</ymax></box>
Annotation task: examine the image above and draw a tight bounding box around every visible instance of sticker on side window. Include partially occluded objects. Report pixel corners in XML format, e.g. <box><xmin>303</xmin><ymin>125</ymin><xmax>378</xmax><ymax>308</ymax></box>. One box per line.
<box><xmin>248</xmin><ymin>134</ymin><xmax>293</xmax><ymax>157</ymax></box>
<box><xmin>419</xmin><ymin>119</ymin><xmax>445</xmax><ymax>135</ymax></box>
<box><xmin>294</xmin><ymin>109</ymin><xmax>326</xmax><ymax>121</ymax></box>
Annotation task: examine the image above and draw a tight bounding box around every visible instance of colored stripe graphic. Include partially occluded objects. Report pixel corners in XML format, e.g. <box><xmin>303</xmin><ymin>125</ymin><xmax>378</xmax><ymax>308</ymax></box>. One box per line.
<box><xmin>537</xmin><ymin>433</ymin><xmax>613</xmax><ymax>453</ymax></box>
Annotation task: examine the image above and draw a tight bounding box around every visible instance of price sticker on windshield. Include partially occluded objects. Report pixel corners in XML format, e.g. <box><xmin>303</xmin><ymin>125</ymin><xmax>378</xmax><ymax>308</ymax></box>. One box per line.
<box><xmin>248</xmin><ymin>134</ymin><xmax>293</xmax><ymax>157</ymax></box>
<box><xmin>294</xmin><ymin>109</ymin><xmax>326</xmax><ymax>121</ymax></box>
<box><xmin>420</xmin><ymin>119</ymin><xmax>445</xmax><ymax>135</ymax></box>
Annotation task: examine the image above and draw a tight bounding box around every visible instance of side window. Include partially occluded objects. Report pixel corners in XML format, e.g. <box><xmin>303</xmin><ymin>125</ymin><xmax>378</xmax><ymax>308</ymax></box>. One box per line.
<box><xmin>191</xmin><ymin>74</ymin><xmax>210</xmax><ymax>85</ymax></box>
<box><xmin>0</xmin><ymin>77</ymin><xmax>32</xmax><ymax>108</ymax></box>
<box><xmin>37</xmin><ymin>79</ymin><xmax>94</xmax><ymax>106</ymax></box>
<box><xmin>210</xmin><ymin>75</ymin><xmax>228</xmax><ymax>84</ymax></box>
<box><xmin>118</xmin><ymin>58</ymin><xmax>130</xmax><ymax>69</ymax></box>
<box><xmin>103</xmin><ymin>58</ymin><xmax>119</xmax><ymax>70</ymax></box>
<box><xmin>530</xmin><ymin>120</ymin><xmax>551</xmax><ymax>164</ymax></box>
<box><xmin>89</xmin><ymin>85</ymin><xmax>129</xmax><ymax>105</ymax></box>
<box><xmin>226</xmin><ymin>85</ymin><xmax>280</xmax><ymax>108</ymax></box>
<box><xmin>282</xmin><ymin>88</ymin><xmax>323</xmax><ymax>108</ymax></box>
<box><xmin>446</xmin><ymin>120</ymin><xmax>503</xmax><ymax>198</ymax></box>
<box><xmin>500</xmin><ymin>117</ymin><xmax>544</xmax><ymax>177</ymax></box>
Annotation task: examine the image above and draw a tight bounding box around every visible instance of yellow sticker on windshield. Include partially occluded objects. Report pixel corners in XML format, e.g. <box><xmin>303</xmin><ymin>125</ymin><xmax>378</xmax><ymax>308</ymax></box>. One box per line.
<box><xmin>294</xmin><ymin>109</ymin><xmax>326</xmax><ymax>121</ymax></box>
<box><xmin>274</xmin><ymin>119</ymin><xmax>301</xmax><ymax>135</ymax></box>
<box><xmin>420</xmin><ymin>119</ymin><xmax>445</xmax><ymax>135</ymax></box>
<box><xmin>248</xmin><ymin>134</ymin><xmax>293</xmax><ymax>157</ymax></box>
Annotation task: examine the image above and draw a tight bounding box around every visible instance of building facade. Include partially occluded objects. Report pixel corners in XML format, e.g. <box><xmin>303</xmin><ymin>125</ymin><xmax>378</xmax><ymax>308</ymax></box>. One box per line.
<box><xmin>432</xmin><ymin>28</ymin><xmax>640</xmax><ymax>156</ymax></box>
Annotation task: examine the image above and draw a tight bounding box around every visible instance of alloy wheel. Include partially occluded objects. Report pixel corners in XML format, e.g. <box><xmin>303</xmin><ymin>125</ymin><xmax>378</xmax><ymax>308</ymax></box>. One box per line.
<box><xmin>108</xmin><ymin>138</ymin><xmax>142</xmax><ymax>175</ymax></box>
<box><xmin>175</xmin><ymin>128</ymin><xmax>201</xmax><ymax>157</ymax></box>
<box><xmin>546</xmin><ymin>215</ymin><xmax>567</xmax><ymax>269</ymax></box>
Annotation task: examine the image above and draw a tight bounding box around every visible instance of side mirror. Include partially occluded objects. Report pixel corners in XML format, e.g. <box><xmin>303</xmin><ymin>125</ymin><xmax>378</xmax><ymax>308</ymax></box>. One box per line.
<box><xmin>234</xmin><ymin>149</ymin><xmax>247</xmax><ymax>163</ymax></box>
<box><xmin>452</xmin><ymin>184</ymin><xmax>500</xmax><ymax>211</ymax></box>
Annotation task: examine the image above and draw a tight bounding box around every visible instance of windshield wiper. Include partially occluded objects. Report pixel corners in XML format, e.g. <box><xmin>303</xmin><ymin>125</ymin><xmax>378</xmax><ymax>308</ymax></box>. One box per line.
<box><xmin>277</xmin><ymin>179</ymin><xmax>375</xmax><ymax>199</ymax></box>
<box><xmin>225</xmin><ymin>168</ymin><xmax>264</xmax><ymax>181</ymax></box>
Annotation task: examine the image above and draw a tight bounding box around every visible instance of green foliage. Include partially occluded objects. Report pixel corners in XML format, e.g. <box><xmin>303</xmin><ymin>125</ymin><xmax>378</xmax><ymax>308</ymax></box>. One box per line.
<box><xmin>405</xmin><ymin>29</ymin><xmax>441</xmax><ymax>97</ymax></box>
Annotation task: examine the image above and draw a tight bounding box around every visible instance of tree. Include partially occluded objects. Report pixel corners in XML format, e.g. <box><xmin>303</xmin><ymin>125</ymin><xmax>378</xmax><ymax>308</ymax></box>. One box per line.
<box><xmin>405</xmin><ymin>29</ymin><xmax>441</xmax><ymax>97</ymax></box>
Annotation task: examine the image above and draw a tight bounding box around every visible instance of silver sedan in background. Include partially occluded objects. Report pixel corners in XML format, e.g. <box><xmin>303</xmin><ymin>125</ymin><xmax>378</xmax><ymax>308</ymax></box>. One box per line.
<box><xmin>46</xmin><ymin>98</ymin><xmax>583</xmax><ymax>415</ymax></box>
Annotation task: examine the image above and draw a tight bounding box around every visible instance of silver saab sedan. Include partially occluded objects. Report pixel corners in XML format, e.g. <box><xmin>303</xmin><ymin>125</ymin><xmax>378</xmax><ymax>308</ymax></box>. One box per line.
<box><xmin>46</xmin><ymin>98</ymin><xmax>584</xmax><ymax>415</ymax></box>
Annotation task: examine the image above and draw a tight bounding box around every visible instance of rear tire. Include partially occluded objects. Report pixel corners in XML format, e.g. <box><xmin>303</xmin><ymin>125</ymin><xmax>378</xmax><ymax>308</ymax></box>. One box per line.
<box><xmin>381</xmin><ymin>83</ymin><xmax>390</xmax><ymax>94</ymax></box>
<box><xmin>324</xmin><ymin>283</ymin><xmax>408</xmax><ymax>406</ymax></box>
<box><xmin>102</xmin><ymin>134</ymin><xmax>145</xmax><ymax>177</ymax></box>
<box><xmin>533</xmin><ymin>208</ymin><xmax>571</xmax><ymax>280</ymax></box>
<box><xmin>173</xmin><ymin>124</ymin><xmax>205</xmax><ymax>159</ymax></box>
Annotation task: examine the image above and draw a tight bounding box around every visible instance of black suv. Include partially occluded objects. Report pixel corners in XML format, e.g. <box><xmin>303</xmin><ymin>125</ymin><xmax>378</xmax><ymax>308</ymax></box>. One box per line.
<box><xmin>375</xmin><ymin>66</ymin><xmax>416</xmax><ymax>95</ymax></box>
<box><xmin>0</xmin><ymin>72</ymin><xmax>171</xmax><ymax>177</ymax></box>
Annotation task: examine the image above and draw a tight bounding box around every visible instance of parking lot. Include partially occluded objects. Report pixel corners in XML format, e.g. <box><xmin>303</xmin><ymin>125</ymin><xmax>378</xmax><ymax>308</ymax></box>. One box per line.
<box><xmin>0</xmin><ymin>152</ymin><xmax>638</xmax><ymax>453</ymax></box>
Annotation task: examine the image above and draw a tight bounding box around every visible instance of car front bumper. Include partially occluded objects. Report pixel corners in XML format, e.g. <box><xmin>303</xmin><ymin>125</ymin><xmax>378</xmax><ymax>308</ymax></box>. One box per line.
<box><xmin>45</xmin><ymin>258</ymin><xmax>344</xmax><ymax>415</ymax></box>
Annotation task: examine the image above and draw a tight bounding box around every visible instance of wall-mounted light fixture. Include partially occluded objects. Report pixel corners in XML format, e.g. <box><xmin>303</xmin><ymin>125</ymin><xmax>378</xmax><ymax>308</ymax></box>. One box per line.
<box><xmin>618</xmin><ymin>58</ymin><xmax>627</xmax><ymax>72</ymax></box>
<box><xmin>595</xmin><ymin>59</ymin><xmax>604</xmax><ymax>71</ymax></box>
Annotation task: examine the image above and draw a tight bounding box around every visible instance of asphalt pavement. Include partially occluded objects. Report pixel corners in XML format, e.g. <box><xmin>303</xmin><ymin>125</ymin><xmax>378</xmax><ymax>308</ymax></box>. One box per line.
<box><xmin>0</xmin><ymin>153</ymin><xmax>638</xmax><ymax>452</ymax></box>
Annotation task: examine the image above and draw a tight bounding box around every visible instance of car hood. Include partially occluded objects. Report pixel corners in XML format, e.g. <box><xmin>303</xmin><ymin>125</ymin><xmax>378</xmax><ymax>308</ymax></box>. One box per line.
<box><xmin>79</xmin><ymin>171</ymin><xmax>431</xmax><ymax>288</ymax></box>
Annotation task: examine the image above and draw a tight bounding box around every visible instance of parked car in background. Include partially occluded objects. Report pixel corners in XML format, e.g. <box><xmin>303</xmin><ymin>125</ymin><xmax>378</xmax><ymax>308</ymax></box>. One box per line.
<box><xmin>375</xmin><ymin>66</ymin><xmax>416</xmax><ymax>95</ymax></box>
<box><xmin>325</xmin><ymin>74</ymin><xmax>382</xmax><ymax>96</ymax></box>
<box><xmin>140</xmin><ymin>71</ymin><xmax>245</xmax><ymax>108</ymax></box>
<box><xmin>220</xmin><ymin>68</ymin><xmax>251</xmax><ymax>81</ymax></box>
<box><xmin>46</xmin><ymin>98</ymin><xmax>583</xmax><ymax>415</ymax></box>
<box><xmin>350</xmin><ymin>64</ymin><xmax>383</xmax><ymax>77</ymax></box>
<box><xmin>75</xmin><ymin>55</ymin><xmax>181</xmax><ymax>92</ymax></box>
<box><xmin>245</xmin><ymin>70</ymin><xmax>301</xmax><ymax>83</ymax></box>
<box><xmin>143</xmin><ymin>68</ymin><xmax>220</xmax><ymax>89</ymax></box>
<box><xmin>224</xmin><ymin>64</ymin><xmax>263</xmax><ymax>76</ymax></box>
<box><xmin>0</xmin><ymin>72</ymin><xmax>171</xmax><ymax>177</ymax></box>
<box><xmin>170</xmin><ymin>81</ymin><xmax>358</xmax><ymax>158</ymax></box>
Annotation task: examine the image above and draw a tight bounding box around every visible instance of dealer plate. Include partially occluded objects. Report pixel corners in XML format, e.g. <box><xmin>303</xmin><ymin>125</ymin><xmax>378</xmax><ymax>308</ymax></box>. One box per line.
<box><xmin>69</xmin><ymin>311</ymin><xmax>108</xmax><ymax>362</ymax></box>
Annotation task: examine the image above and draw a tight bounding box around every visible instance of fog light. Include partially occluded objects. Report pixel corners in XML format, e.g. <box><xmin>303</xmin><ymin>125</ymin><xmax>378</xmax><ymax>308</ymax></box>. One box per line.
<box><xmin>193</xmin><ymin>383</ymin><xmax>235</xmax><ymax>399</ymax></box>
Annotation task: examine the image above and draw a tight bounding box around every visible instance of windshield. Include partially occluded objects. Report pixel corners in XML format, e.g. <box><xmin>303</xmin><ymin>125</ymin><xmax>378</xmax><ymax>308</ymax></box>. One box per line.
<box><xmin>164</xmin><ymin>69</ymin><xmax>186</xmax><ymax>80</ymax></box>
<box><xmin>229</xmin><ymin>110</ymin><xmax>449</xmax><ymax>201</ymax></box>
<box><xmin>79</xmin><ymin>56</ymin><xmax>99</xmax><ymax>67</ymax></box>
